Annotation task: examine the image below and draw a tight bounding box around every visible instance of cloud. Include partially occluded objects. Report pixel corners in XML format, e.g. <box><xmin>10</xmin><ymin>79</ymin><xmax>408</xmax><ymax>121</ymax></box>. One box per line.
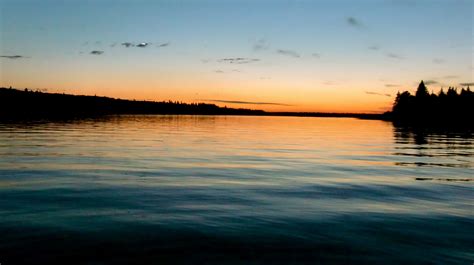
<box><xmin>217</xmin><ymin>58</ymin><xmax>260</xmax><ymax>64</ymax></box>
<box><xmin>253</xmin><ymin>39</ymin><xmax>269</xmax><ymax>51</ymax></box>
<box><xmin>214</xmin><ymin>69</ymin><xmax>241</xmax><ymax>74</ymax></box>
<box><xmin>443</xmin><ymin>75</ymin><xmax>458</xmax><ymax>79</ymax></box>
<box><xmin>365</xmin><ymin>91</ymin><xmax>391</xmax><ymax>97</ymax></box>
<box><xmin>121</xmin><ymin>42</ymin><xmax>135</xmax><ymax>48</ymax></box>
<box><xmin>158</xmin><ymin>42</ymin><xmax>170</xmax><ymax>47</ymax></box>
<box><xmin>433</xmin><ymin>58</ymin><xmax>445</xmax><ymax>64</ymax></box>
<box><xmin>385</xmin><ymin>84</ymin><xmax>400</xmax><ymax>87</ymax></box>
<box><xmin>0</xmin><ymin>55</ymin><xmax>27</xmax><ymax>59</ymax></box>
<box><xmin>460</xmin><ymin>82</ymin><xmax>474</xmax><ymax>86</ymax></box>
<box><xmin>312</xmin><ymin>53</ymin><xmax>321</xmax><ymax>58</ymax></box>
<box><xmin>386</xmin><ymin>53</ymin><xmax>403</xmax><ymax>59</ymax></box>
<box><xmin>277</xmin><ymin>49</ymin><xmax>301</xmax><ymax>58</ymax></box>
<box><xmin>136</xmin><ymin>42</ymin><xmax>149</xmax><ymax>48</ymax></box>
<box><xmin>368</xmin><ymin>45</ymin><xmax>380</xmax><ymax>50</ymax></box>
<box><xmin>90</xmin><ymin>50</ymin><xmax>104</xmax><ymax>55</ymax></box>
<box><xmin>347</xmin><ymin>17</ymin><xmax>363</xmax><ymax>27</ymax></box>
<box><xmin>423</xmin><ymin>80</ymin><xmax>438</xmax><ymax>85</ymax></box>
<box><xmin>203</xmin><ymin>99</ymin><xmax>292</xmax><ymax>106</ymax></box>
<box><xmin>110</xmin><ymin>43</ymin><xmax>117</xmax><ymax>47</ymax></box>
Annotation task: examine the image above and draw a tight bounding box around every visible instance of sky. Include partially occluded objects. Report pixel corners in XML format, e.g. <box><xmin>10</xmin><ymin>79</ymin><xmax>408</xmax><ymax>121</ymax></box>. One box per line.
<box><xmin>0</xmin><ymin>0</ymin><xmax>472</xmax><ymax>113</ymax></box>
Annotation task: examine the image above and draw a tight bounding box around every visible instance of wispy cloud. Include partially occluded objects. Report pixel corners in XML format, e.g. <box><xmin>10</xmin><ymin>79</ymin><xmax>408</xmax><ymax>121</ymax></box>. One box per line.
<box><xmin>90</xmin><ymin>50</ymin><xmax>104</xmax><ymax>55</ymax></box>
<box><xmin>347</xmin><ymin>17</ymin><xmax>363</xmax><ymax>28</ymax></box>
<box><xmin>158</xmin><ymin>42</ymin><xmax>170</xmax><ymax>47</ymax></box>
<box><xmin>385</xmin><ymin>84</ymin><xmax>400</xmax><ymax>87</ymax></box>
<box><xmin>253</xmin><ymin>39</ymin><xmax>269</xmax><ymax>51</ymax></box>
<box><xmin>277</xmin><ymin>49</ymin><xmax>301</xmax><ymax>58</ymax></box>
<box><xmin>368</xmin><ymin>45</ymin><xmax>380</xmax><ymax>51</ymax></box>
<box><xmin>386</xmin><ymin>53</ymin><xmax>403</xmax><ymax>59</ymax></box>
<box><xmin>312</xmin><ymin>53</ymin><xmax>321</xmax><ymax>58</ymax></box>
<box><xmin>433</xmin><ymin>58</ymin><xmax>445</xmax><ymax>64</ymax></box>
<box><xmin>217</xmin><ymin>58</ymin><xmax>260</xmax><ymax>64</ymax></box>
<box><xmin>0</xmin><ymin>55</ymin><xmax>28</xmax><ymax>59</ymax></box>
<box><xmin>424</xmin><ymin>80</ymin><xmax>438</xmax><ymax>85</ymax></box>
<box><xmin>443</xmin><ymin>75</ymin><xmax>458</xmax><ymax>79</ymax></box>
<box><xmin>214</xmin><ymin>69</ymin><xmax>242</xmax><ymax>74</ymax></box>
<box><xmin>366</xmin><ymin>91</ymin><xmax>391</xmax><ymax>97</ymax></box>
<box><xmin>203</xmin><ymin>99</ymin><xmax>292</xmax><ymax>106</ymax></box>
<box><xmin>136</xmin><ymin>42</ymin><xmax>149</xmax><ymax>48</ymax></box>
<box><xmin>121</xmin><ymin>42</ymin><xmax>135</xmax><ymax>48</ymax></box>
<box><xmin>460</xmin><ymin>82</ymin><xmax>474</xmax><ymax>86</ymax></box>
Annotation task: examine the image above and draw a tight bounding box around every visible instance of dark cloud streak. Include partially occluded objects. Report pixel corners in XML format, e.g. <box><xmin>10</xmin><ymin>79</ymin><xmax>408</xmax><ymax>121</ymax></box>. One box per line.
<box><xmin>277</xmin><ymin>49</ymin><xmax>301</xmax><ymax>58</ymax></box>
<box><xmin>90</xmin><ymin>50</ymin><xmax>104</xmax><ymax>55</ymax></box>
<box><xmin>217</xmin><ymin>58</ymin><xmax>260</xmax><ymax>64</ymax></box>
<box><xmin>203</xmin><ymin>99</ymin><xmax>292</xmax><ymax>106</ymax></box>
<box><xmin>0</xmin><ymin>55</ymin><xmax>28</xmax><ymax>59</ymax></box>
<box><xmin>365</xmin><ymin>91</ymin><xmax>391</xmax><ymax>97</ymax></box>
<box><xmin>136</xmin><ymin>43</ymin><xmax>149</xmax><ymax>48</ymax></box>
<box><xmin>121</xmin><ymin>42</ymin><xmax>135</xmax><ymax>48</ymax></box>
<box><xmin>424</xmin><ymin>80</ymin><xmax>438</xmax><ymax>85</ymax></box>
<box><xmin>386</xmin><ymin>53</ymin><xmax>403</xmax><ymax>59</ymax></box>
<box><xmin>347</xmin><ymin>17</ymin><xmax>363</xmax><ymax>27</ymax></box>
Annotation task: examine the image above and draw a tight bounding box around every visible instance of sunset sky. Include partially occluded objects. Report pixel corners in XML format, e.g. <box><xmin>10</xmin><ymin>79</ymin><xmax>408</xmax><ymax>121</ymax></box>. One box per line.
<box><xmin>1</xmin><ymin>0</ymin><xmax>472</xmax><ymax>113</ymax></box>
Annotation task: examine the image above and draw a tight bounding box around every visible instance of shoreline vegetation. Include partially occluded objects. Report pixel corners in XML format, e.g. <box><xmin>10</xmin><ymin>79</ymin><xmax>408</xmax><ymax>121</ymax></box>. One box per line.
<box><xmin>0</xmin><ymin>86</ymin><xmax>384</xmax><ymax>120</ymax></box>
<box><xmin>389</xmin><ymin>81</ymin><xmax>472</xmax><ymax>127</ymax></box>
<box><xmin>1</xmin><ymin>81</ymin><xmax>472</xmax><ymax>127</ymax></box>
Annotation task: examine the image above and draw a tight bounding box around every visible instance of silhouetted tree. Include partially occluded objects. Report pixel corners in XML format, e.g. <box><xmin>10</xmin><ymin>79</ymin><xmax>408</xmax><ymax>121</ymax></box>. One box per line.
<box><xmin>391</xmin><ymin>80</ymin><xmax>473</xmax><ymax>126</ymax></box>
<box><xmin>415</xmin><ymin>80</ymin><xmax>429</xmax><ymax>98</ymax></box>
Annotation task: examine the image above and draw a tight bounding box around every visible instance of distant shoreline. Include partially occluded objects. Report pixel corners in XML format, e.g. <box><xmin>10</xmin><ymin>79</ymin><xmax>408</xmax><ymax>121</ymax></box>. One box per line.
<box><xmin>2</xmin><ymin>85</ymin><xmax>471</xmax><ymax>129</ymax></box>
<box><xmin>0</xmin><ymin>87</ymin><xmax>388</xmax><ymax>121</ymax></box>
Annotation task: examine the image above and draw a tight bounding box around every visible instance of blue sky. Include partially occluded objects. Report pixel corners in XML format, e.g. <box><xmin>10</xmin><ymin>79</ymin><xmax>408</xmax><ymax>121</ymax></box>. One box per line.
<box><xmin>0</xmin><ymin>0</ymin><xmax>472</xmax><ymax>112</ymax></box>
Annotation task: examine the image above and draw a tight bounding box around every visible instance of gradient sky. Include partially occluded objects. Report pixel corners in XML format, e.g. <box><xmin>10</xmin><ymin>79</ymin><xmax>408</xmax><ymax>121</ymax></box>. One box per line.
<box><xmin>0</xmin><ymin>0</ymin><xmax>472</xmax><ymax>112</ymax></box>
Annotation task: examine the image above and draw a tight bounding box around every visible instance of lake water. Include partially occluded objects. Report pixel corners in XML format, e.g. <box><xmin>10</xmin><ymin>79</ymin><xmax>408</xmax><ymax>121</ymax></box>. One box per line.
<box><xmin>0</xmin><ymin>115</ymin><xmax>472</xmax><ymax>264</ymax></box>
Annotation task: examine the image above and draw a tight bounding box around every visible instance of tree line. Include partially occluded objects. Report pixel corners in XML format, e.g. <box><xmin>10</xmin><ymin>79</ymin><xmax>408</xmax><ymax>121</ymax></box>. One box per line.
<box><xmin>0</xmin><ymin>87</ymin><xmax>265</xmax><ymax>119</ymax></box>
<box><xmin>390</xmin><ymin>81</ymin><xmax>473</xmax><ymax>126</ymax></box>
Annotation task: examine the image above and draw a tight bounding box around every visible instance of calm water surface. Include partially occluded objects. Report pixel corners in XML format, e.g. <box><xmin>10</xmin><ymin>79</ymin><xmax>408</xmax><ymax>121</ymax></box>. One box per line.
<box><xmin>0</xmin><ymin>116</ymin><xmax>472</xmax><ymax>264</ymax></box>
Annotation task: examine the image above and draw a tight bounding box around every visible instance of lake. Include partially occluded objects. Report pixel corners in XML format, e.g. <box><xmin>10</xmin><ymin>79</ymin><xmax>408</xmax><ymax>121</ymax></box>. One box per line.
<box><xmin>0</xmin><ymin>115</ymin><xmax>472</xmax><ymax>264</ymax></box>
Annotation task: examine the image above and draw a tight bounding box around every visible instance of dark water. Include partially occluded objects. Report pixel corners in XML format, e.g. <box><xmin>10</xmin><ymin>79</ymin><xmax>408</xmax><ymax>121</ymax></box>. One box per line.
<box><xmin>0</xmin><ymin>115</ymin><xmax>472</xmax><ymax>264</ymax></box>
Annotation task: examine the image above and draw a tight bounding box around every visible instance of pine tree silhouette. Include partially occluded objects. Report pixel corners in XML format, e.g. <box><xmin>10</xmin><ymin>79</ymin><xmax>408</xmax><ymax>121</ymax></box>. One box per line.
<box><xmin>391</xmin><ymin>80</ymin><xmax>473</xmax><ymax>126</ymax></box>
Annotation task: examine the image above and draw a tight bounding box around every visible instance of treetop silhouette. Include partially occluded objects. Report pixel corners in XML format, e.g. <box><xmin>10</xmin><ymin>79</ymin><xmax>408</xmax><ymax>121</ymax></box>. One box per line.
<box><xmin>391</xmin><ymin>80</ymin><xmax>473</xmax><ymax>126</ymax></box>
